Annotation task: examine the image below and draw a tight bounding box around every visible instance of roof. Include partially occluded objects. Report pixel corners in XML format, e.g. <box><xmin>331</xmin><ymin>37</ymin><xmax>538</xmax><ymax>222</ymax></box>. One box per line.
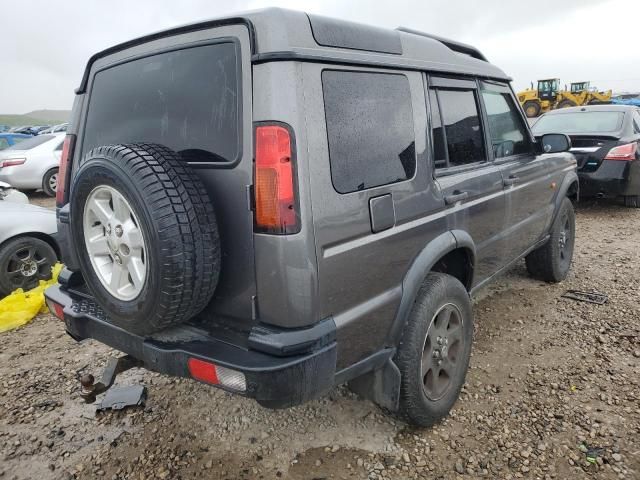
<box><xmin>542</xmin><ymin>104</ymin><xmax>639</xmax><ymax>115</ymax></box>
<box><xmin>77</xmin><ymin>8</ymin><xmax>509</xmax><ymax>93</ymax></box>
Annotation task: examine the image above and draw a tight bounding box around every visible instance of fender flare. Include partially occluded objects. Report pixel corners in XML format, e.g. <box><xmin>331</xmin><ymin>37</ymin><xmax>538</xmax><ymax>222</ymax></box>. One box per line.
<box><xmin>551</xmin><ymin>170</ymin><xmax>579</xmax><ymax>225</ymax></box>
<box><xmin>388</xmin><ymin>230</ymin><xmax>476</xmax><ymax>345</ymax></box>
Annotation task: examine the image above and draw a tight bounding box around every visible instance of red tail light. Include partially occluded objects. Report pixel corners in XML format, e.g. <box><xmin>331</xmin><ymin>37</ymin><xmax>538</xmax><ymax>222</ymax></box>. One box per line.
<box><xmin>0</xmin><ymin>158</ymin><xmax>26</xmax><ymax>167</ymax></box>
<box><xmin>604</xmin><ymin>143</ymin><xmax>637</xmax><ymax>161</ymax></box>
<box><xmin>45</xmin><ymin>298</ymin><xmax>65</xmax><ymax>320</ymax></box>
<box><xmin>187</xmin><ymin>358</ymin><xmax>246</xmax><ymax>391</ymax></box>
<box><xmin>254</xmin><ymin>124</ymin><xmax>300</xmax><ymax>234</ymax></box>
<box><xmin>56</xmin><ymin>134</ymin><xmax>76</xmax><ymax>207</ymax></box>
<box><xmin>188</xmin><ymin>358</ymin><xmax>219</xmax><ymax>385</ymax></box>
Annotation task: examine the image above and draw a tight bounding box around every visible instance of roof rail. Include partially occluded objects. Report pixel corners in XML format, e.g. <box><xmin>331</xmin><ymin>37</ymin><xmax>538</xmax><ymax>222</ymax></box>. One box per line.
<box><xmin>396</xmin><ymin>27</ymin><xmax>488</xmax><ymax>62</ymax></box>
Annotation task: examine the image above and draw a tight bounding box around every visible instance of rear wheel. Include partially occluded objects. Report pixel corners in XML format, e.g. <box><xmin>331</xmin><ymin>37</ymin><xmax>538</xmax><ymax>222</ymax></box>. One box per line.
<box><xmin>523</xmin><ymin>101</ymin><xmax>541</xmax><ymax>118</ymax></box>
<box><xmin>525</xmin><ymin>197</ymin><xmax>575</xmax><ymax>282</ymax></box>
<box><xmin>42</xmin><ymin>168</ymin><xmax>58</xmax><ymax>197</ymax></box>
<box><xmin>395</xmin><ymin>272</ymin><xmax>473</xmax><ymax>427</ymax></box>
<box><xmin>623</xmin><ymin>195</ymin><xmax>640</xmax><ymax>208</ymax></box>
<box><xmin>0</xmin><ymin>236</ymin><xmax>58</xmax><ymax>297</ymax></box>
<box><xmin>70</xmin><ymin>144</ymin><xmax>221</xmax><ymax>335</ymax></box>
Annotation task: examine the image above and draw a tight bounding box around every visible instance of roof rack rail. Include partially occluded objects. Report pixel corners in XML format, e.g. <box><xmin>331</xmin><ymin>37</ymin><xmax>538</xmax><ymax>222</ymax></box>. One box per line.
<box><xmin>396</xmin><ymin>27</ymin><xmax>488</xmax><ymax>62</ymax></box>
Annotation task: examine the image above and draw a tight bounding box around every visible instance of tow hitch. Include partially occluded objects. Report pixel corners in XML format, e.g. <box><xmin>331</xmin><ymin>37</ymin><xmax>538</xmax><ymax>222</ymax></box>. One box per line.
<box><xmin>79</xmin><ymin>355</ymin><xmax>142</xmax><ymax>404</ymax></box>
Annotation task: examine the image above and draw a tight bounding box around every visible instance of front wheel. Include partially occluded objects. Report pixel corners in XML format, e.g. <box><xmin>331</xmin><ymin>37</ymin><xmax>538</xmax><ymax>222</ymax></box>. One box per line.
<box><xmin>394</xmin><ymin>272</ymin><xmax>474</xmax><ymax>427</ymax></box>
<box><xmin>523</xmin><ymin>101</ymin><xmax>541</xmax><ymax>118</ymax></box>
<box><xmin>525</xmin><ymin>197</ymin><xmax>575</xmax><ymax>282</ymax></box>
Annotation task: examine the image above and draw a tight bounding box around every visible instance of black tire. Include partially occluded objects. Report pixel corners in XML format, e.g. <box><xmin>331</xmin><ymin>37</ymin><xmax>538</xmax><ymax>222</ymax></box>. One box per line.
<box><xmin>523</xmin><ymin>101</ymin><xmax>541</xmax><ymax>118</ymax></box>
<box><xmin>395</xmin><ymin>272</ymin><xmax>474</xmax><ymax>427</ymax></box>
<box><xmin>42</xmin><ymin>168</ymin><xmax>58</xmax><ymax>197</ymax></box>
<box><xmin>70</xmin><ymin>144</ymin><xmax>220</xmax><ymax>335</ymax></box>
<box><xmin>623</xmin><ymin>195</ymin><xmax>640</xmax><ymax>208</ymax></box>
<box><xmin>556</xmin><ymin>99</ymin><xmax>577</xmax><ymax>109</ymax></box>
<box><xmin>0</xmin><ymin>236</ymin><xmax>58</xmax><ymax>297</ymax></box>
<box><xmin>525</xmin><ymin>197</ymin><xmax>575</xmax><ymax>282</ymax></box>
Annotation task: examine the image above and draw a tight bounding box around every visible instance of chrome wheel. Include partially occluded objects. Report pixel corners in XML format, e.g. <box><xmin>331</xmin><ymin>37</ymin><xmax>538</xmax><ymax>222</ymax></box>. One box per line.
<box><xmin>83</xmin><ymin>185</ymin><xmax>147</xmax><ymax>301</ymax></box>
<box><xmin>421</xmin><ymin>303</ymin><xmax>464</xmax><ymax>401</ymax></box>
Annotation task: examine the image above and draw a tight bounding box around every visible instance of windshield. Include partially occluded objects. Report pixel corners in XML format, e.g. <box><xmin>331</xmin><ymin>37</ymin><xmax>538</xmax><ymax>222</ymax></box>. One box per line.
<box><xmin>6</xmin><ymin>134</ymin><xmax>55</xmax><ymax>150</ymax></box>
<box><xmin>532</xmin><ymin>111</ymin><xmax>624</xmax><ymax>134</ymax></box>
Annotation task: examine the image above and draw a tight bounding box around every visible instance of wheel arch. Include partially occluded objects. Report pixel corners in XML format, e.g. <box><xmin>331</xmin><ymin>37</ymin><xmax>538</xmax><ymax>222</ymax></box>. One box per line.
<box><xmin>0</xmin><ymin>232</ymin><xmax>60</xmax><ymax>258</ymax></box>
<box><xmin>388</xmin><ymin>230</ymin><xmax>476</xmax><ymax>345</ymax></box>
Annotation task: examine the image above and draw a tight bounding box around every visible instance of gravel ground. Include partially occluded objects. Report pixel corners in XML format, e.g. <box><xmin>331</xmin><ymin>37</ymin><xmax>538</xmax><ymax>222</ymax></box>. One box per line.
<box><xmin>1</xmin><ymin>199</ymin><xmax>638</xmax><ymax>480</ymax></box>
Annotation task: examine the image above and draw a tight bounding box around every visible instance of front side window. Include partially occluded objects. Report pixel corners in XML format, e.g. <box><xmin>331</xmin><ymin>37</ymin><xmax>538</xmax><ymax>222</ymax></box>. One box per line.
<box><xmin>0</xmin><ymin>138</ymin><xmax>9</xmax><ymax>150</ymax></box>
<box><xmin>322</xmin><ymin>70</ymin><xmax>416</xmax><ymax>193</ymax></box>
<box><xmin>433</xmin><ymin>89</ymin><xmax>485</xmax><ymax>168</ymax></box>
<box><xmin>481</xmin><ymin>90</ymin><xmax>531</xmax><ymax>158</ymax></box>
<box><xmin>83</xmin><ymin>42</ymin><xmax>240</xmax><ymax>163</ymax></box>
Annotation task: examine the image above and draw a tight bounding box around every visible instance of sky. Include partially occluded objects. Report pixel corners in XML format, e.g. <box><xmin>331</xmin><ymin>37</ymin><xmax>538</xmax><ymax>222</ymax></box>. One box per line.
<box><xmin>2</xmin><ymin>0</ymin><xmax>639</xmax><ymax>113</ymax></box>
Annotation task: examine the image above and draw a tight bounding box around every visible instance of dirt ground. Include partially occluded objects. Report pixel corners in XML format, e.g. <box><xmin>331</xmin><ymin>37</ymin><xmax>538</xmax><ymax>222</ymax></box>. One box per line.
<box><xmin>1</xmin><ymin>197</ymin><xmax>638</xmax><ymax>480</ymax></box>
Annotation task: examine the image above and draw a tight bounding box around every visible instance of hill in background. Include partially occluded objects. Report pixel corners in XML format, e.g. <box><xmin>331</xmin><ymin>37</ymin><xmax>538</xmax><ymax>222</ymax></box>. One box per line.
<box><xmin>0</xmin><ymin>109</ymin><xmax>71</xmax><ymax>127</ymax></box>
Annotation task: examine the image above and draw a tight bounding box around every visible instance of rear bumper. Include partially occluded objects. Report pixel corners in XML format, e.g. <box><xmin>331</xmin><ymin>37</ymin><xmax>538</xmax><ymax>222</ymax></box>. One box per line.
<box><xmin>579</xmin><ymin>160</ymin><xmax>638</xmax><ymax>198</ymax></box>
<box><xmin>44</xmin><ymin>284</ymin><xmax>337</xmax><ymax>409</ymax></box>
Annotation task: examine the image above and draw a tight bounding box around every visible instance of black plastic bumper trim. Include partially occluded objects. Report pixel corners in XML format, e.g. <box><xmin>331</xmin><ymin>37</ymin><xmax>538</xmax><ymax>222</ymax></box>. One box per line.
<box><xmin>45</xmin><ymin>285</ymin><xmax>336</xmax><ymax>409</ymax></box>
<box><xmin>248</xmin><ymin>317</ymin><xmax>336</xmax><ymax>356</ymax></box>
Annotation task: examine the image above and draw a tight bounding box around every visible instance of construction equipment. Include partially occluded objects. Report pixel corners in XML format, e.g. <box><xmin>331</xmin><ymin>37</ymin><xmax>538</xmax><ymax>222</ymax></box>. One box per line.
<box><xmin>570</xmin><ymin>82</ymin><xmax>612</xmax><ymax>105</ymax></box>
<box><xmin>518</xmin><ymin>79</ymin><xmax>612</xmax><ymax>118</ymax></box>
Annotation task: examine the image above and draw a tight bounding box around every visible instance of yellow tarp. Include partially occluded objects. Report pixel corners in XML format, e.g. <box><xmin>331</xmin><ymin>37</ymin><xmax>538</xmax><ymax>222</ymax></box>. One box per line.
<box><xmin>0</xmin><ymin>263</ymin><xmax>63</xmax><ymax>333</ymax></box>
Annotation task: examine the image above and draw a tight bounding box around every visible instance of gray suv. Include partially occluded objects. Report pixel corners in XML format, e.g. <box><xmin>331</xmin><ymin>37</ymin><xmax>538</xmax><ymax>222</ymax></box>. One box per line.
<box><xmin>45</xmin><ymin>9</ymin><xmax>578</xmax><ymax>426</ymax></box>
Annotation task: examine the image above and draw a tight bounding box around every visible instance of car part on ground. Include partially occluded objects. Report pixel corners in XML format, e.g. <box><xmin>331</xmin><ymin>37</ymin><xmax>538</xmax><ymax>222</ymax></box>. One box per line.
<box><xmin>561</xmin><ymin>290</ymin><xmax>608</xmax><ymax>305</ymax></box>
<box><xmin>69</xmin><ymin>143</ymin><xmax>220</xmax><ymax>335</ymax></box>
<box><xmin>78</xmin><ymin>355</ymin><xmax>143</xmax><ymax>403</ymax></box>
<box><xmin>45</xmin><ymin>8</ymin><xmax>578</xmax><ymax>425</ymax></box>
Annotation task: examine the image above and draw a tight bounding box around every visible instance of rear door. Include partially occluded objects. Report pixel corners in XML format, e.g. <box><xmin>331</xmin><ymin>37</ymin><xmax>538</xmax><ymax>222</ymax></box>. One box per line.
<box><xmin>303</xmin><ymin>65</ymin><xmax>446</xmax><ymax>369</ymax></box>
<box><xmin>479</xmin><ymin>80</ymin><xmax>557</xmax><ymax>261</ymax></box>
<box><xmin>427</xmin><ymin>75</ymin><xmax>508</xmax><ymax>284</ymax></box>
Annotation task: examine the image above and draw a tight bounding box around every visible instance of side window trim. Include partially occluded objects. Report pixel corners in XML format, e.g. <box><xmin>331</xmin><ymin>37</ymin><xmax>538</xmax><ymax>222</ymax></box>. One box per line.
<box><xmin>427</xmin><ymin>74</ymin><xmax>489</xmax><ymax>176</ymax></box>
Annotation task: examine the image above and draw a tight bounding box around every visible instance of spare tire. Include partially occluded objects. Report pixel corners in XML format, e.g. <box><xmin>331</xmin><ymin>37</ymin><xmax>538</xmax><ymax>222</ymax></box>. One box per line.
<box><xmin>70</xmin><ymin>144</ymin><xmax>220</xmax><ymax>335</ymax></box>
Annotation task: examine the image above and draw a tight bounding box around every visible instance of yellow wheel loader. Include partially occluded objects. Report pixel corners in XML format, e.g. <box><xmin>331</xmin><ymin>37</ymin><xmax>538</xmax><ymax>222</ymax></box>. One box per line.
<box><xmin>570</xmin><ymin>81</ymin><xmax>612</xmax><ymax>105</ymax></box>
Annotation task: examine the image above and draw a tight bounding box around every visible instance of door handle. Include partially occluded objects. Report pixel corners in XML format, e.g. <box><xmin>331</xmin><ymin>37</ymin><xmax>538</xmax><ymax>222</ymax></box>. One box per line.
<box><xmin>503</xmin><ymin>175</ymin><xmax>519</xmax><ymax>187</ymax></box>
<box><xmin>444</xmin><ymin>191</ymin><xmax>469</xmax><ymax>205</ymax></box>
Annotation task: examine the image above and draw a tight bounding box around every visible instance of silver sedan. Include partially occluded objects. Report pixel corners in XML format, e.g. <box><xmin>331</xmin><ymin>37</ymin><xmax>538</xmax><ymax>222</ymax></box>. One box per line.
<box><xmin>0</xmin><ymin>133</ymin><xmax>64</xmax><ymax>197</ymax></box>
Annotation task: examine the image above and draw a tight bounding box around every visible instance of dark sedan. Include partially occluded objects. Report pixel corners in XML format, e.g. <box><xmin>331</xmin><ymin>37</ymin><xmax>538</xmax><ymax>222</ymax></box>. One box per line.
<box><xmin>532</xmin><ymin>105</ymin><xmax>640</xmax><ymax>207</ymax></box>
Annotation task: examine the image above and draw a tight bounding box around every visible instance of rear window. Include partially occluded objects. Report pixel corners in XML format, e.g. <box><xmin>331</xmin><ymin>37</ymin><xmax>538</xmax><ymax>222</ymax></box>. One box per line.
<box><xmin>322</xmin><ymin>70</ymin><xmax>416</xmax><ymax>193</ymax></box>
<box><xmin>532</xmin><ymin>111</ymin><xmax>624</xmax><ymax>134</ymax></box>
<box><xmin>7</xmin><ymin>135</ymin><xmax>54</xmax><ymax>150</ymax></box>
<box><xmin>82</xmin><ymin>42</ymin><xmax>240</xmax><ymax>163</ymax></box>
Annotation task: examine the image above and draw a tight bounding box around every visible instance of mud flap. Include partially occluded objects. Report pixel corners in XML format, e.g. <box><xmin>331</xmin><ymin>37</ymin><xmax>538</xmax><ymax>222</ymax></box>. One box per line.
<box><xmin>348</xmin><ymin>359</ymin><xmax>401</xmax><ymax>412</ymax></box>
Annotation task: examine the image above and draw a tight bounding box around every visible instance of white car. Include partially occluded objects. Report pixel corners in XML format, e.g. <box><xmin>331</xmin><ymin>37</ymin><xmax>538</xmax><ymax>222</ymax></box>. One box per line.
<box><xmin>0</xmin><ymin>200</ymin><xmax>58</xmax><ymax>296</ymax></box>
<box><xmin>0</xmin><ymin>132</ymin><xmax>64</xmax><ymax>197</ymax></box>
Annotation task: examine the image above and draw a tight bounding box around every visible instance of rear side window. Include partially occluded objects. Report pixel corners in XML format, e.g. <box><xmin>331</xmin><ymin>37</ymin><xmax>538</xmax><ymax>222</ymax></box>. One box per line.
<box><xmin>83</xmin><ymin>42</ymin><xmax>240</xmax><ymax>163</ymax></box>
<box><xmin>481</xmin><ymin>90</ymin><xmax>531</xmax><ymax>158</ymax></box>
<box><xmin>322</xmin><ymin>71</ymin><xmax>416</xmax><ymax>193</ymax></box>
<box><xmin>0</xmin><ymin>138</ymin><xmax>8</xmax><ymax>150</ymax></box>
<box><xmin>432</xmin><ymin>89</ymin><xmax>485</xmax><ymax>168</ymax></box>
<box><xmin>7</xmin><ymin>135</ymin><xmax>54</xmax><ymax>150</ymax></box>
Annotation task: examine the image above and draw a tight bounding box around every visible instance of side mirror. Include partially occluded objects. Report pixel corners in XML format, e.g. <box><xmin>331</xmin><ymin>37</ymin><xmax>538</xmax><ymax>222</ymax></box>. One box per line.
<box><xmin>536</xmin><ymin>133</ymin><xmax>571</xmax><ymax>154</ymax></box>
